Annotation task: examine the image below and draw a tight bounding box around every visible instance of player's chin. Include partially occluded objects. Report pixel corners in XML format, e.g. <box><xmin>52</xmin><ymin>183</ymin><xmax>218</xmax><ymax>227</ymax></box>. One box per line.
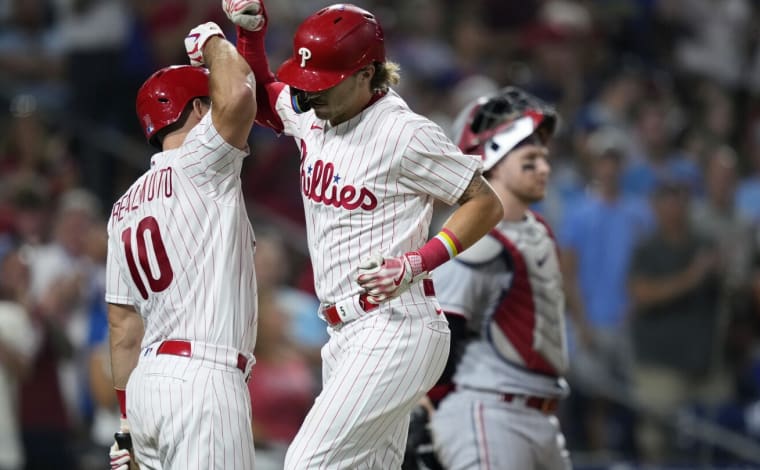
<box><xmin>523</xmin><ymin>189</ymin><xmax>546</xmax><ymax>204</ymax></box>
<box><xmin>311</xmin><ymin>104</ymin><xmax>329</xmax><ymax>119</ymax></box>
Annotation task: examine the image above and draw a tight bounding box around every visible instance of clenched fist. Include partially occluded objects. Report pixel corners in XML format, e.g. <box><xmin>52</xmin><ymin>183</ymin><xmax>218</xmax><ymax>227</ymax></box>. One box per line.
<box><xmin>223</xmin><ymin>0</ymin><xmax>266</xmax><ymax>31</ymax></box>
<box><xmin>184</xmin><ymin>22</ymin><xmax>225</xmax><ymax>66</ymax></box>
<box><xmin>356</xmin><ymin>252</ymin><xmax>427</xmax><ymax>304</ymax></box>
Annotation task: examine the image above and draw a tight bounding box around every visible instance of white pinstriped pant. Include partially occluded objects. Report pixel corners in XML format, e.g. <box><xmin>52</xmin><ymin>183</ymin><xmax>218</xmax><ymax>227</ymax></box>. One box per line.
<box><xmin>125</xmin><ymin>344</ymin><xmax>256</xmax><ymax>470</ymax></box>
<box><xmin>284</xmin><ymin>299</ymin><xmax>450</xmax><ymax>469</ymax></box>
<box><xmin>431</xmin><ymin>388</ymin><xmax>571</xmax><ymax>470</ymax></box>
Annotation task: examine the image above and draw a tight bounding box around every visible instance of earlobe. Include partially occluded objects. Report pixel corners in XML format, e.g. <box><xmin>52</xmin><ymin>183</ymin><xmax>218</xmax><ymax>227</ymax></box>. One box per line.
<box><xmin>193</xmin><ymin>98</ymin><xmax>207</xmax><ymax>118</ymax></box>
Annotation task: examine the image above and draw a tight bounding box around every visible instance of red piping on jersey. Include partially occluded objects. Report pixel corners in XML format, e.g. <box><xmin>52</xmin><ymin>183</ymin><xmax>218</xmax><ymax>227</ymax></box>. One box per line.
<box><xmin>488</xmin><ymin>227</ymin><xmax>558</xmax><ymax>376</ymax></box>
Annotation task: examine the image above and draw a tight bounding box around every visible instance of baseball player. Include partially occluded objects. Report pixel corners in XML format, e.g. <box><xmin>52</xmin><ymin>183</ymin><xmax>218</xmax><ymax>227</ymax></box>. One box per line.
<box><xmin>223</xmin><ymin>2</ymin><xmax>503</xmax><ymax>469</ymax></box>
<box><xmin>424</xmin><ymin>87</ymin><xmax>573</xmax><ymax>469</ymax></box>
<box><xmin>106</xmin><ymin>22</ymin><xmax>258</xmax><ymax>470</ymax></box>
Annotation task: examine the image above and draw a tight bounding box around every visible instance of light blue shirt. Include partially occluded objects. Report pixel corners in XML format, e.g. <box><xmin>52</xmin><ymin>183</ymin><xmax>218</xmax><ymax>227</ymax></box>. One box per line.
<box><xmin>558</xmin><ymin>192</ymin><xmax>653</xmax><ymax>328</ymax></box>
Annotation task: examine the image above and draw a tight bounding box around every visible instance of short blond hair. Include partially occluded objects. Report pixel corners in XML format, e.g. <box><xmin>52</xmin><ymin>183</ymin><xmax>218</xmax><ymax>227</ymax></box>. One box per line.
<box><xmin>371</xmin><ymin>61</ymin><xmax>401</xmax><ymax>92</ymax></box>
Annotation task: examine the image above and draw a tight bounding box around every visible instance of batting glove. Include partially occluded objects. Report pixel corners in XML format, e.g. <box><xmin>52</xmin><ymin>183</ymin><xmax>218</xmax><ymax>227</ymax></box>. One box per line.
<box><xmin>110</xmin><ymin>417</ymin><xmax>132</xmax><ymax>470</ymax></box>
<box><xmin>185</xmin><ymin>22</ymin><xmax>225</xmax><ymax>66</ymax></box>
<box><xmin>223</xmin><ymin>0</ymin><xmax>266</xmax><ymax>32</ymax></box>
<box><xmin>356</xmin><ymin>252</ymin><xmax>427</xmax><ymax>304</ymax></box>
<box><xmin>110</xmin><ymin>443</ymin><xmax>131</xmax><ymax>470</ymax></box>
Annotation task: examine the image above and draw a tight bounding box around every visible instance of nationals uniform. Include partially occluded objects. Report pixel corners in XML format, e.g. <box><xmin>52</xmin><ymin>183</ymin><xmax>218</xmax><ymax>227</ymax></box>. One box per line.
<box><xmin>430</xmin><ymin>212</ymin><xmax>572</xmax><ymax>469</ymax></box>
<box><xmin>105</xmin><ymin>111</ymin><xmax>257</xmax><ymax>469</ymax></box>
<box><xmin>269</xmin><ymin>85</ymin><xmax>482</xmax><ymax>469</ymax></box>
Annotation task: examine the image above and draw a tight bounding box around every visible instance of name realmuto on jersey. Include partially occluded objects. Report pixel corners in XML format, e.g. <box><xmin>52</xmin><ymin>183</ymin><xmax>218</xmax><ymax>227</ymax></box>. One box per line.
<box><xmin>111</xmin><ymin>167</ymin><xmax>173</xmax><ymax>222</ymax></box>
<box><xmin>300</xmin><ymin>141</ymin><xmax>378</xmax><ymax>211</ymax></box>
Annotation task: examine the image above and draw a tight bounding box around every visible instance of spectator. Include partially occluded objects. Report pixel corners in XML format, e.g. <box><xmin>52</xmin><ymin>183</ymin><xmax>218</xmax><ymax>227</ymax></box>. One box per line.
<box><xmin>692</xmin><ymin>145</ymin><xmax>755</xmax><ymax>291</ymax></box>
<box><xmin>0</xmin><ymin>249</ymin><xmax>37</xmax><ymax>470</ymax></box>
<box><xmin>248</xmin><ymin>290</ymin><xmax>317</xmax><ymax>470</ymax></box>
<box><xmin>628</xmin><ymin>177</ymin><xmax>732</xmax><ymax>462</ymax></box>
<box><xmin>622</xmin><ymin>97</ymin><xmax>702</xmax><ymax>197</ymax></box>
<box><xmin>0</xmin><ymin>0</ymin><xmax>66</xmax><ymax>109</ymax></box>
<box><xmin>558</xmin><ymin>126</ymin><xmax>652</xmax><ymax>453</ymax></box>
<box><xmin>253</xmin><ymin>229</ymin><xmax>326</xmax><ymax>369</ymax></box>
<box><xmin>736</xmin><ymin>117</ymin><xmax>760</xmax><ymax>227</ymax></box>
<box><xmin>21</xmin><ymin>188</ymin><xmax>102</xmax><ymax>469</ymax></box>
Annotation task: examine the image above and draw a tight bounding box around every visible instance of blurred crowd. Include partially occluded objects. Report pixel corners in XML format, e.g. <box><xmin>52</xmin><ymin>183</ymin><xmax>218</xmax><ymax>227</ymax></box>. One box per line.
<box><xmin>1</xmin><ymin>0</ymin><xmax>760</xmax><ymax>468</ymax></box>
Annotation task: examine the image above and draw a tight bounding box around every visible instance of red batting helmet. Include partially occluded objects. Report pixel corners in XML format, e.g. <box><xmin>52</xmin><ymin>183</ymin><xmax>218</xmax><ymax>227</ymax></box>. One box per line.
<box><xmin>453</xmin><ymin>87</ymin><xmax>558</xmax><ymax>171</ymax></box>
<box><xmin>136</xmin><ymin>65</ymin><xmax>210</xmax><ymax>147</ymax></box>
<box><xmin>276</xmin><ymin>4</ymin><xmax>385</xmax><ymax>93</ymax></box>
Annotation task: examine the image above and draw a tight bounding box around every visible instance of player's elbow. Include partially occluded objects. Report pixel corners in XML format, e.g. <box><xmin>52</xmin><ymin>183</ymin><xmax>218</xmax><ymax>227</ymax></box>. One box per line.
<box><xmin>224</xmin><ymin>83</ymin><xmax>257</xmax><ymax>123</ymax></box>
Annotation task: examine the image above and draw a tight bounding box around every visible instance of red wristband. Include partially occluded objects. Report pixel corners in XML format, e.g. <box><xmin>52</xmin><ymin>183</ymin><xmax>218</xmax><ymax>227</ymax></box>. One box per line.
<box><xmin>416</xmin><ymin>228</ymin><xmax>463</xmax><ymax>272</ymax></box>
<box><xmin>115</xmin><ymin>388</ymin><xmax>127</xmax><ymax>419</ymax></box>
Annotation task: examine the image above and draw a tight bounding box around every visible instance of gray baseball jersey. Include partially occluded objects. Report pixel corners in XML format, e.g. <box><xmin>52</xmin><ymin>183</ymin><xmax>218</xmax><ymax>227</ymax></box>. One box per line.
<box><xmin>430</xmin><ymin>211</ymin><xmax>571</xmax><ymax>470</ymax></box>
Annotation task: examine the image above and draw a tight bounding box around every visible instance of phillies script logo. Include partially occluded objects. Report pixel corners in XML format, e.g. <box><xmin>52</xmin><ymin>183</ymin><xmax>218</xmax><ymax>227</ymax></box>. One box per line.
<box><xmin>300</xmin><ymin>142</ymin><xmax>377</xmax><ymax>211</ymax></box>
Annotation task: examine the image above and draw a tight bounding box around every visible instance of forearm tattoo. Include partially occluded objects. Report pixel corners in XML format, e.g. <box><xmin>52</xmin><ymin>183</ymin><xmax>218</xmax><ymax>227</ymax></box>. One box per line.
<box><xmin>457</xmin><ymin>172</ymin><xmax>487</xmax><ymax>205</ymax></box>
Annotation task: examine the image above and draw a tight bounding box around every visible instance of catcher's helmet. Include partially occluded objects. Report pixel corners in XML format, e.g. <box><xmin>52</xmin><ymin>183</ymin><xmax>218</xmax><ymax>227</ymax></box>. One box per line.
<box><xmin>453</xmin><ymin>87</ymin><xmax>558</xmax><ymax>171</ymax></box>
<box><xmin>136</xmin><ymin>65</ymin><xmax>210</xmax><ymax>147</ymax></box>
<box><xmin>277</xmin><ymin>4</ymin><xmax>385</xmax><ymax>93</ymax></box>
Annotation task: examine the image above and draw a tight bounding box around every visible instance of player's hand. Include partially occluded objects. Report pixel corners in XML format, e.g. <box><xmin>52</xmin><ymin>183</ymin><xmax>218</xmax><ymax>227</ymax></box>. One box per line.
<box><xmin>110</xmin><ymin>442</ymin><xmax>131</xmax><ymax>470</ymax></box>
<box><xmin>356</xmin><ymin>252</ymin><xmax>426</xmax><ymax>304</ymax></box>
<box><xmin>223</xmin><ymin>0</ymin><xmax>266</xmax><ymax>32</ymax></box>
<box><xmin>110</xmin><ymin>417</ymin><xmax>138</xmax><ymax>470</ymax></box>
<box><xmin>185</xmin><ymin>22</ymin><xmax>225</xmax><ymax>66</ymax></box>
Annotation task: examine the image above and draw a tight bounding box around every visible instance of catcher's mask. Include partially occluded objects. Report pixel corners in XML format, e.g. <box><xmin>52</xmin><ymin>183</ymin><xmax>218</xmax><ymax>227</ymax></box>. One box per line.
<box><xmin>453</xmin><ymin>87</ymin><xmax>558</xmax><ymax>171</ymax></box>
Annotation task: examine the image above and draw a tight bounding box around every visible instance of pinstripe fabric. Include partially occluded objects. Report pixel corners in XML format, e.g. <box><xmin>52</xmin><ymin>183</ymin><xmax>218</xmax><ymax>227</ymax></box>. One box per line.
<box><xmin>126</xmin><ymin>350</ymin><xmax>255</xmax><ymax>470</ymax></box>
<box><xmin>105</xmin><ymin>111</ymin><xmax>258</xmax><ymax>469</ymax></box>
<box><xmin>275</xmin><ymin>88</ymin><xmax>482</xmax><ymax>305</ymax></box>
<box><xmin>268</xmin><ymin>86</ymin><xmax>477</xmax><ymax>468</ymax></box>
<box><xmin>284</xmin><ymin>299</ymin><xmax>449</xmax><ymax>469</ymax></box>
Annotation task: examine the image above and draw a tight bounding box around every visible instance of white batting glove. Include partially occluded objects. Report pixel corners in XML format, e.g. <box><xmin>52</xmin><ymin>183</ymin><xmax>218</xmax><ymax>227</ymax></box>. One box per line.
<box><xmin>223</xmin><ymin>0</ymin><xmax>265</xmax><ymax>31</ymax></box>
<box><xmin>110</xmin><ymin>417</ymin><xmax>133</xmax><ymax>470</ymax></box>
<box><xmin>356</xmin><ymin>253</ymin><xmax>427</xmax><ymax>304</ymax></box>
<box><xmin>185</xmin><ymin>22</ymin><xmax>225</xmax><ymax>66</ymax></box>
<box><xmin>110</xmin><ymin>442</ymin><xmax>131</xmax><ymax>470</ymax></box>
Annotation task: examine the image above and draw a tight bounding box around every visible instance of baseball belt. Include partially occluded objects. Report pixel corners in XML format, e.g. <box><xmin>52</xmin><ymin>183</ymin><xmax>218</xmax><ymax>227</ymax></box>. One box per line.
<box><xmin>322</xmin><ymin>278</ymin><xmax>436</xmax><ymax>327</ymax></box>
<box><xmin>459</xmin><ymin>385</ymin><xmax>560</xmax><ymax>414</ymax></box>
<box><xmin>153</xmin><ymin>340</ymin><xmax>252</xmax><ymax>378</ymax></box>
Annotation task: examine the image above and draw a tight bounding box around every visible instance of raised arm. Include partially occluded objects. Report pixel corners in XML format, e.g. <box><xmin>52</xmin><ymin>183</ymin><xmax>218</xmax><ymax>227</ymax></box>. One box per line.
<box><xmin>223</xmin><ymin>0</ymin><xmax>286</xmax><ymax>131</ymax></box>
<box><xmin>184</xmin><ymin>22</ymin><xmax>256</xmax><ymax>149</ymax></box>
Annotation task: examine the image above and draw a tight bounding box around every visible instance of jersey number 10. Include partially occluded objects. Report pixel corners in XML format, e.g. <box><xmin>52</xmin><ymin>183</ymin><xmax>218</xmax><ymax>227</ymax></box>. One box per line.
<box><xmin>121</xmin><ymin>216</ymin><xmax>174</xmax><ymax>300</ymax></box>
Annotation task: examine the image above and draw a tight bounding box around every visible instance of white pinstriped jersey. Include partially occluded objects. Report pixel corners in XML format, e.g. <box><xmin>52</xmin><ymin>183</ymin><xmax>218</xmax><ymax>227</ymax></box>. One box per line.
<box><xmin>105</xmin><ymin>111</ymin><xmax>257</xmax><ymax>354</ymax></box>
<box><xmin>432</xmin><ymin>214</ymin><xmax>569</xmax><ymax>398</ymax></box>
<box><xmin>274</xmin><ymin>88</ymin><xmax>482</xmax><ymax>304</ymax></box>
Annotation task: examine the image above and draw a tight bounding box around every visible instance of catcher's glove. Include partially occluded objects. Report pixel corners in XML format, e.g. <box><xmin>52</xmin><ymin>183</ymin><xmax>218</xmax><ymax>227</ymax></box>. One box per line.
<box><xmin>402</xmin><ymin>405</ymin><xmax>444</xmax><ymax>470</ymax></box>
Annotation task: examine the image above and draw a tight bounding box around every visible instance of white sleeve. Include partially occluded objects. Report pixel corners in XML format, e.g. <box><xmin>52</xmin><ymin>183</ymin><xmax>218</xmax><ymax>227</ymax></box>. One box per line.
<box><xmin>176</xmin><ymin>111</ymin><xmax>249</xmax><ymax>199</ymax></box>
<box><xmin>104</xmin><ymin>223</ymin><xmax>134</xmax><ymax>305</ymax></box>
<box><xmin>398</xmin><ymin>120</ymin><xmax>482</xmax><ymax>206</ymax></box>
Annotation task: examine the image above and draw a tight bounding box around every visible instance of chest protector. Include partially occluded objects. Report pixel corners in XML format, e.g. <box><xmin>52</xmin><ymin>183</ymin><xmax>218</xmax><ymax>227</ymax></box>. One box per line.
<box><xmin>486</xmin><ymin>212</ymin><xmax>568</xmax><ymax>376</ymax></box>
